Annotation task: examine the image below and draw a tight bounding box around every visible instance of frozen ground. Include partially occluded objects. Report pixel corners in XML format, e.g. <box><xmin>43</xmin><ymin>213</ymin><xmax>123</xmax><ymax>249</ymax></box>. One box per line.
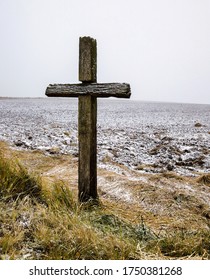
<box><xmin>0</xmin><ymin>98</ymin><xmax>210</xmax><ymax>176</ymax></box>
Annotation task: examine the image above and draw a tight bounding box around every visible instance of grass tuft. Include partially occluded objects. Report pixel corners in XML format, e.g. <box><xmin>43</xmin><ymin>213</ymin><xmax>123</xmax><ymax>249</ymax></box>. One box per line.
<box><xmin>0</xmin><ymin>154</ymin><xmax>44</xmax><ymax>203</ymax></box>
<box><xmin>197</xmin><ymin>174</ymin><xmax>210</xmax><ymax>186</ymax></box>
<box><xmin>147</xmin><ymin>230</ymin><xmax>210</xmax><ymax>258</ymax></box>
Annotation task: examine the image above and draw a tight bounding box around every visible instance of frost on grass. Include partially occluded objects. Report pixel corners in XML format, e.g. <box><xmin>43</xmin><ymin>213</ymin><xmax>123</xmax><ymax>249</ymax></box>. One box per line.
<box><xmin>1</xmin><ymin>141</ymin><xmax>210</xmax><ymax>259</ymax></box>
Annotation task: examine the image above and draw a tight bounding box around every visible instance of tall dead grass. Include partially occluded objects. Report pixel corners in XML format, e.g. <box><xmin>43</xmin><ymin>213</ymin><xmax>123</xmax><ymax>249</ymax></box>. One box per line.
<box><xmin>0</xmin><ymin>146</ymin><xmax>210</xmax><ymax>260</ymax></box>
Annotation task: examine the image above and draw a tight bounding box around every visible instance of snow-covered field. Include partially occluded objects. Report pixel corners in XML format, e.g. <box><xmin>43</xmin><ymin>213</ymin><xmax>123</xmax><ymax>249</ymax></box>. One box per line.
<box><xmin>0</xmin><ymin>98</ymin><xmax>210</xmax><ymax>176</ymax></box>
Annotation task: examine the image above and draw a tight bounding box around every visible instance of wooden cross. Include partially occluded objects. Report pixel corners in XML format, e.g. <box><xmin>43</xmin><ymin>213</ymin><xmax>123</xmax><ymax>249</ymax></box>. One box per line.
<box><xmin>45</xmin><ymin>36</ymin><xmax>131</xmax><ymax>202</ymax></box>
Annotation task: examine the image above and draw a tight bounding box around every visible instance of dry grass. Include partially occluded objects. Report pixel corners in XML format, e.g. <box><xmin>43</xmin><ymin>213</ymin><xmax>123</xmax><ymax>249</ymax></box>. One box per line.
<box><xmin>0</xmin><ymin>141</ymin><xmax>210</xmax><ymax>260</ymax></box>
<box><xmin>197</xmin><ymin>174</ymin><xmax>210</xmax><ymax>186</ymax></box>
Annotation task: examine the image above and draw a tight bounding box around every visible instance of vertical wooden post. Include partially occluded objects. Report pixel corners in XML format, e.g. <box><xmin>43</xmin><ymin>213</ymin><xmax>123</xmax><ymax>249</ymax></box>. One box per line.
<box><xmin>78</xmin><ymin>95</ymin><xmax>97</xmax><ymax>202</ymax></box>
<box><xmin>78</xmin><ymin>37</ymin><xmax>98</xmax><ymax>202</ymax></box>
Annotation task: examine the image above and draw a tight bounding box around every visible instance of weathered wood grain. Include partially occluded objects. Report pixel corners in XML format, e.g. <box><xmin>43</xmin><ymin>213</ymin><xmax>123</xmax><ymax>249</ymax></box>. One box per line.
<box><xmin>78</xmin><ymin>95</ymin><xmax>97</xmax><ymax>202</ymax></box>
<box><xmin>79</xmin><ymin>37</ymin><xmax>97</xmax><ymax>82</ymax></box>
<box><xmin>45</xmin><ymin>83</ymin><xmax>131</xmax><ymax>98</ymax></box>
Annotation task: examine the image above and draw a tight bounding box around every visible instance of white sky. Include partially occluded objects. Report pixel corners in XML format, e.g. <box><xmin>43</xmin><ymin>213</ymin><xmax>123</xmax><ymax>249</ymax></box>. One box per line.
<box><xmin>0</xmin><ymin>0</ymin><xmax>210</xmax><ymax>104</ymax></box>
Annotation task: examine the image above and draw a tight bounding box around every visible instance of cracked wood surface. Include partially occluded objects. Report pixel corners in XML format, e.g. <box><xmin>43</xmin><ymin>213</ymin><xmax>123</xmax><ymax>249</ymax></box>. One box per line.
<box><xmin>45</xmin><ymin>83</ymin><xmax>131</xmax><ymax>98</ymax></box>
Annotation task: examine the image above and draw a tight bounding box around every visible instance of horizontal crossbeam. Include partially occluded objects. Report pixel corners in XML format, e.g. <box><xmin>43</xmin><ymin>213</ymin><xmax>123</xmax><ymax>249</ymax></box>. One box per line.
<box><xmin>45</xmin><ymin>83</ymin><xmax>131</xmax><ymax>98</ymax></box>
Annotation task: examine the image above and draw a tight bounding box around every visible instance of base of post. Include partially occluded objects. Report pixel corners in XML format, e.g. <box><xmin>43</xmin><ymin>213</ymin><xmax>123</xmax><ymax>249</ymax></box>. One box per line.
<box><xmin>78</xmin><ymin>193</ymin><xmax>99</xmax><ymax>204</ymax></box>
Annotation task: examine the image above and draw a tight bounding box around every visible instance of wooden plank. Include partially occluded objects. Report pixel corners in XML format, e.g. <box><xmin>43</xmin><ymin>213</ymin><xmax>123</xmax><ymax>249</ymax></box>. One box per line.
<box><xmin>45</xmin><ymin>83</ymin><xmax>131</xmax><ymax>98</ymax></box>
<box><xmin>78</xmin><ymin>95</ymin><xmax>97</xmax><ymax>202</ymax></box>
<box><xmin>79</xmin><ymin>37</ymin><xmax>97</xmax><ymax>82</ymax></box>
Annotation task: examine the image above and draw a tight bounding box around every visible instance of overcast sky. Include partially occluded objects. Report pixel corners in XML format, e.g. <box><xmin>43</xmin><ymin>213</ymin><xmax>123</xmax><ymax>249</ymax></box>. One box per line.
<box><xmin>0</xmin><ymin>0</ymin><xmax>210</xmax><ymax>104</ymax></box>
